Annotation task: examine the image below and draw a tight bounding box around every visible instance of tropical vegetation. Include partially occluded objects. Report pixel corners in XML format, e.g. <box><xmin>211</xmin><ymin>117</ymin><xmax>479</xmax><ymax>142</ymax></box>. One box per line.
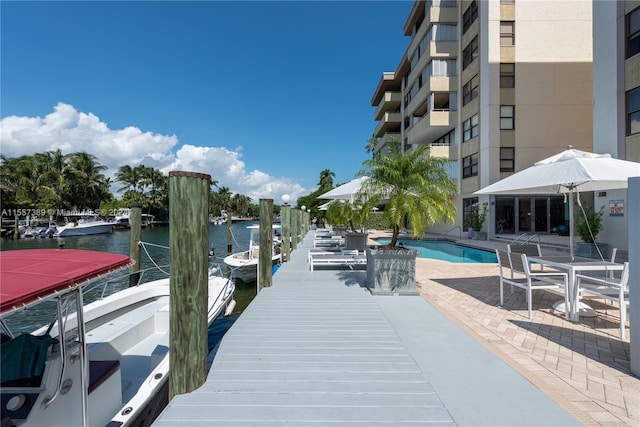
<box><xmin>0</xmin><ymin>150</ymin><xmax>263</xmax><ymax>221</ymax></box>
<box><xmin>357</xmin><ymin>140</ymin><xmax>457</xmax><ymax>248</ymax></box>
<box><xmin>575</xmin><ymin>199</ymin><xmax>604</xmax><ymax>243</ymax></box>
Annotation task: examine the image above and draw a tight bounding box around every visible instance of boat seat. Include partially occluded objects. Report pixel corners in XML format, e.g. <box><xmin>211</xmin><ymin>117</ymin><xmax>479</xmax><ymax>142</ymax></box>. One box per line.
<box><xmin>88</xmin><ymin>359</ymin><xmax>120</xmax><ymax>394</ymax></box>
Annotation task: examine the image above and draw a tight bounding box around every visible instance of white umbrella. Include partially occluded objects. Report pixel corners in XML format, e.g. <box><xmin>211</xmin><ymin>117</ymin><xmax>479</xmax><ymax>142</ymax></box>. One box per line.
<box><xmin>317</xmin><ymin>176</ymin><xmax>369</xmax><ymax>203</ymax></box>
<box><xmin>475</xmin><ymin>146</ymin><xmax>640</xmax><ymax>258</ymax></box>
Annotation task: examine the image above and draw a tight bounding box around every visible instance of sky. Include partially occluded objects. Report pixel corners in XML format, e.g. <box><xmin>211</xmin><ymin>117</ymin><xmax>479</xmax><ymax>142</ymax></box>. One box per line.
<box><xmin>0</xmin><ymin>0</ymin><xmax>411</xmax><ymax>206</ymax></box>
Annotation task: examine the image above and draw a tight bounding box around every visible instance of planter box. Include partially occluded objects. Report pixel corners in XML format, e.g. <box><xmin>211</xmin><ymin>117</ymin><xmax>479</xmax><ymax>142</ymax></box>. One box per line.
<box><xmin>575</xmin><ymin>242</ymin><xmax>609</xmax><ymax>259</ymax></box>
<box><xmin>471</xmin><ymin>231</ymin><xmax>486</xmax><ymax>240</ymax></box>
<box><xmin>344</xmin><ymin>232</ymin><xmax>367</xmax><ymax>251</ymax></box>
<box><xmin>366</xmin><ymin>247</ymin><xmax>418</xmax><ymax>296</ymax></box>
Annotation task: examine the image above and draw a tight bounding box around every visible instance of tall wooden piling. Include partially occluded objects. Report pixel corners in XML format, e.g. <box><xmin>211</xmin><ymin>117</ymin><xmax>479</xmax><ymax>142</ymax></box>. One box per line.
<box><xmin>168</xmin><ymin>171</ymin><xmax>210</xmax><ymax>399</ymax></box>
<box><xmin>258</xmin><ymin>199</ymin><xmax>273</xmax><ymax>291</ymax></box>
<box><xmin>226</xmin><ymin>210</ymin><xmax>233</xmax><ymax>255</ymax></box>
<box><xmin>128</xmin><ymin>202</ymin><xmax>142</xmax><ymax>287</ymax></box>
<box><xmin>13</xmin><ymin>215</ymin><xmax>19</xmax><ymax>240</ymax></box>
<box><xmin>281</xmin><ymin>203</ymin><xmax>291</xmax><ymax>262</ymax></box>
<box><xmin>297</xmin><ymin>208</ymin><xmax>303</xmax><ymax>243</ymax></box>
<box><xmin>291</xmin><ymin>208</ymin><xmax>298</xmax><ymax>251</ymax></box>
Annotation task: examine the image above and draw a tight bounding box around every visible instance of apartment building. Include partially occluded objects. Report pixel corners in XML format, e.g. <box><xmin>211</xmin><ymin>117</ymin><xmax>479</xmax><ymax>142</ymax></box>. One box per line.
<box><xmin>371</xmin><ymin>0</ymin><xmax>593</xmax><ymax>237</ymax></box>
<box><xmin>592</xmin><ymin>0</ymin><xmax>640</xmax><ymax>252</ymax></box>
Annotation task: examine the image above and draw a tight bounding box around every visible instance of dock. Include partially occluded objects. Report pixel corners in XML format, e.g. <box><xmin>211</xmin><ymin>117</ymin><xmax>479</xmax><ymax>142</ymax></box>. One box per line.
<box><xmin>153</xmin><ymin>232</ymin><xmax>581</xmax><ymax>426</ymax></box>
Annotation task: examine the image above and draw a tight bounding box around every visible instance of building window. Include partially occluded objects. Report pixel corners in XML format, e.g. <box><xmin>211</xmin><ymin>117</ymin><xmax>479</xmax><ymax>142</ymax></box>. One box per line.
<box><xmin>500</xmin><ymin>21</ymin><xmax>515</xmax><ymax>46</ymax></box>
<box><xmin>462</xmin><ymin>154</ymin><xmax>479</xmax><ymax>178</ymax></box>
<box><xmin>462</xmin><ymin>74</ymin><xmax>479</xmax><ymax>106</ymax></box>
<box><xmin>462</xmin><ymin>1</ymin><xmax>478</xmax><ymax>34</ymax></box>
<box><xmin>463</xmin><ymin>197</ymin><xmax>478</xmax><ymax>229</ymax></box>
<box><xmin>500</xmin><ymin>106</ymin><xmax>514</xmax><ymax>130</ymax></box>
<box><xmin>462</xmin><ymin>114</ymin><xmax>479</xmax><ymax>142</ymax></box>
<box><xmin>628</xmin><ymin>7</ymin><xmax>640</xmax><ymax>58</ymax></box>
<box><xmin>462</xmin><ymin>36</ymin><xmax>478</xmax><ymax>70</ymax></box>
<box><xmin>432</xmin><ymin>93</ymin><xmax>451</xmax><ymax>111</ymax></box>
<box><xmin>500</xmin><ymin>147</ymin><xmax>515</xmax><ymax>172</ymax></box>
<box><xmin>432</xmin><ymin>129</ymin><xmax>455</xmax><ymax>146</ymax></box>
<box><xmin>627</xmin><ymin>86</ymin><xmax>640</xmax><ymax>135</ymax></box>
<box><xmin>500</xmin><ymin>63</ymin><xmax>515</xmax><ymax>88</ymax></box>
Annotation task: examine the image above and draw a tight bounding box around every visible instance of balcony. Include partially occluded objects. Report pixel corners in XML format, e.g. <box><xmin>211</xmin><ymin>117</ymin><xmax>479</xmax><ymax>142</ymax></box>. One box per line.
<box><xmin>407</xmin><ymin>4</ymin><xmax>458</xmax><ymax>59</ymax></box>
<box><xmin>374</xmin><ymin>92</ymin><xmax>402</xmax><ymax>120</ymax></box>
<box><xmin>373</xmin><ymin>133</ymin><xmax>401</xmax><ymax>155</ymax></box>
<box><xmin>374</xmin><ymin>112</ymin><xmax>402</xmax><ymax>138</ymax></box>
<box><xmin>406</xmin><ymin>110</ymin><xmax>457</xmax><ymax>144</ymax></box>
<box><xmin>406</xmin><ymin>75</ymin><xmax>457</xmax><ymax>117</ymax></box>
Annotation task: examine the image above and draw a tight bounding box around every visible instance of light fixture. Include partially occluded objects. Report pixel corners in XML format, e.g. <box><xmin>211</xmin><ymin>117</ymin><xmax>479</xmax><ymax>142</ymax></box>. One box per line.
<box><xmin>281</xmin><ymin>194</ymin><xmax>290</xmax><ymax>205</ymax></box>
<box><xmin>301</xmin><ymin>205</ymin><xmax>306</xmax><ymax>211</ymax></box>
<box><xmin>307</xmin><ymin>209</ymin><xmax>311</xmax><ymax>213</ymax></box>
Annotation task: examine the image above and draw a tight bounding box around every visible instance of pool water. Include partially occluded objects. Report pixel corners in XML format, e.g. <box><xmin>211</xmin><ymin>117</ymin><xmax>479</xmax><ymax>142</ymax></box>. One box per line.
<box><xmin>375</xmin><ymin>239</ymin><xmax>497</xmax><ymax>263</ymax></box>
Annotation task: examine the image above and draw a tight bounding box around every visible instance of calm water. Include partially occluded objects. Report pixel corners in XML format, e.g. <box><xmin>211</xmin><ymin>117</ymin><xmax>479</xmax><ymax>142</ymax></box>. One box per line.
<box><xmin>376</xmin><ymin>238</ymin><xmax>498</xmax><ymax>263</ymax></box>
<box><xmin>1</xmin><ymin>222</ymin><xmax>260</xmax><ymax>348</ymax></box>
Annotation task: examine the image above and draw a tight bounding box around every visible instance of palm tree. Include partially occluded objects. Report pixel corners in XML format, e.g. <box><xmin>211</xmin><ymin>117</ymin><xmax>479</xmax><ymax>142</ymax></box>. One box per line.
<box><xmin>317</xmin><ymin>169</ymin><xmax>335</xmax><ymax>193</ymax></box>
<box><xmin>115</xmin><ymin>165</ymin><xmax>143</xmax><ymax>193</ymax></box>
<box><xmin>358</xmin><ymin>140</ymin><xmax>456</xmax><ymax>248</ymax></box>
<box><xmin>67</xmin><ymin>151</ymin><xmax>109</xmax><ymax>209</ymax></box>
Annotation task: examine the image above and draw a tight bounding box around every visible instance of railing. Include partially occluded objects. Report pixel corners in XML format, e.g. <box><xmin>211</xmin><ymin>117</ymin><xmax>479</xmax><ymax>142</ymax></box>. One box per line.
<box><xmin>434</xmin><ymin>225</ymin><xmax>462</xmax><ymax>240</ymax></box>
<box><xmin>509</xmin><ymin>233</ymin><xmax>540</xmax><ymax>246</ymax></box>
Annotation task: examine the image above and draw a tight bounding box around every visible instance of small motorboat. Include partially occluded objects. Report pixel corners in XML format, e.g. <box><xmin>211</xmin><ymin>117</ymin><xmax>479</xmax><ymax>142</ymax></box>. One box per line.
<box><xmin>0</xmin><ymin>248</ymin><xmax>235</xmax><ymax>426</ymax></box>
<box><xmin>223</xmin><ymin>224</ymin><xmax>281</xmax><ymax>281</ymax></box>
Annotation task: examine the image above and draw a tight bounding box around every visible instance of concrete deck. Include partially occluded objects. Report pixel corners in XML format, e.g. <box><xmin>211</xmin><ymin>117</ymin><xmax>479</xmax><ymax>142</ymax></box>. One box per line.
<box><xmin>153</xmin><ymin>230</ymin><xmax>639</xmax><ymax>426</ymax></box>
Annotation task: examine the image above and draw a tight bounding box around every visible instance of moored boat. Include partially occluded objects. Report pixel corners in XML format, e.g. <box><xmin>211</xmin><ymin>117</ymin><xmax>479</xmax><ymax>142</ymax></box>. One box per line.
<box><xmin>223</xmin><ymin>224</ymin><xmax>281</xmax><ymax>281</ymax></box>
<box><xmin>52</xmin><ymin>215</ymin><xmax>113</xmax><ymax>237</ymax></box>
<box><xmin>0</xmin><ymin>248</ymin><xmax>235</xmax><ymax>426</ymax></box>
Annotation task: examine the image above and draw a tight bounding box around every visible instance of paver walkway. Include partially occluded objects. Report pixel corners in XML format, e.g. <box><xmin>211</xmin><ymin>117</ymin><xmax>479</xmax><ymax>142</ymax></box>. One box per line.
<box><xmin>414</xmin><ymin>256</ymin><xmax>639</xmax><ymax>426</ymax></box>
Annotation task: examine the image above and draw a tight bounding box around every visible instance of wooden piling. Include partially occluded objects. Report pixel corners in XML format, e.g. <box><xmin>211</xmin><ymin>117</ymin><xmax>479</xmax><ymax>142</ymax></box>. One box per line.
<box><xmin>226</xmin><ymin>210</ymin><xmax>233</xmax><ymax>255</ymax></box>
<box><xmin>291</xmin><ymin>209</ymin><xmax>298</xmax><ymax>251</ymax></box>
<box><xmin>128</xmin><ymin>202</ymin><xmax>142</xmax><ymax>287</ymax></box>
<box><xmin>258</xmin><ymin>199</ymin><xmax>273</xmax><ymax>291</ymax></box>
<box><xmin>168</xmin><ymin>171</ymin><xmax>210</xmax><ymax>399</ymax></box>
<box><xmin>297</xmin><ymin>208</ymin><xmax>303</xmax><ymax>243</ymax></box>
<box><xmin>13</xmin><ymin>215</ymin><xmax>19</xmax><ymax>240</ymax></box>
<box><xmin>281</xmin><ymin>204</ymin><xmax>291</xmax><ymax>262</ymax></box>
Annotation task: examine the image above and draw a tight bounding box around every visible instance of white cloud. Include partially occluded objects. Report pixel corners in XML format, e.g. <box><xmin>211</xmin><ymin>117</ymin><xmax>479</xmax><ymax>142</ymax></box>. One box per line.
<box><xmin>0</xmin><ymin>103</ymin><xmax>310</xmax><ymax>204</ymax></box>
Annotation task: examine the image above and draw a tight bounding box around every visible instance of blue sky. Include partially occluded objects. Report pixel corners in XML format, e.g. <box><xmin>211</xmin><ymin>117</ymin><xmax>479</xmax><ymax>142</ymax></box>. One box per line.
<box><xmin>1</xmin><ymin>0</ymin><xmax>410</xmax><ymax>205</ymax></box>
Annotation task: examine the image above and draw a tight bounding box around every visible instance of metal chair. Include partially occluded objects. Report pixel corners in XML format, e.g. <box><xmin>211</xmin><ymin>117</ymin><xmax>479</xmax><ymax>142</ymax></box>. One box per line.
<box><xmin>576</xmin><ymin>262</ymin><xmax>629</xmax><ymax>339</ymax></box>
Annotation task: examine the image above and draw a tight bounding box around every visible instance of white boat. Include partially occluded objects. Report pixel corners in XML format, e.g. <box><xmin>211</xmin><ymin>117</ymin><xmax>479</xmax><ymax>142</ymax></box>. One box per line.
<box><xmin>112</xmin><ymin>209</ymin><xmax>155</xmax><ymax>229</ymax></box>
<box><xmin>0</xmin><ymin>248</ymin><xmax>235</xmax><ymax>427</ymax></box>
<box><xmin>53</xmin><ymin>215</ymin><xmax>113</xmax><ymax>237</ymax></box>
<box><xmin>223</xmin><ymin>224</ymin><xmax>282</xmax><ymax>281</ymax></box>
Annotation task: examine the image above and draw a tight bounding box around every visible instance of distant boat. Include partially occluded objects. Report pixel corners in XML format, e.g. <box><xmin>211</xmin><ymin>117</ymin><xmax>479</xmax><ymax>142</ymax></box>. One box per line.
<box><xmin>112</xmin><ymin>208</ymin><xmax>155</xmax><ymax>229</ymax></box>
<box><xmin>223</xmin><ymin>224</ymin><xmax>281</xmax><ymax>281</ymax></box>
<box><xmin>0</xmin><ymin>248</ymin><xmax>235</xmax><ymax>427</ymax></box>
<box><xmin>52</xmin><ymin>215</ymin><xmax>113</xmax><ymax>237</ymax></box>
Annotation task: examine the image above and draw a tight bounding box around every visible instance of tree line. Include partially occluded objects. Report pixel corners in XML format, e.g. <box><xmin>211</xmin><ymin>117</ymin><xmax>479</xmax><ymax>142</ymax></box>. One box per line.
<box><xmin>0</xmin><ymin>150</ymin><xmax>262</xmax><ymax>220</ymax></box>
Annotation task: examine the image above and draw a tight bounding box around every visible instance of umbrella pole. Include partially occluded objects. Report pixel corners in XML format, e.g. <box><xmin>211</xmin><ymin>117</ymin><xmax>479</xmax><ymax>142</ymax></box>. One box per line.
<box><xmin>569</xmin><ymin>190</ymin><xmax>575</xmax><ymax>260</ymax></box>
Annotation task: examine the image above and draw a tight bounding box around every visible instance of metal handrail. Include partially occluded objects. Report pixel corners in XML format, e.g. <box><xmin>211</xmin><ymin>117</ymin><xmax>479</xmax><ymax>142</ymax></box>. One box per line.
<box><xmin>509</xmin><ymin>233</ymin><xmax>540</xmax><ymax>245</ymax></box>
<box><xmin>434</xmin><ymin>225</ymin><xmax>462</xmax><ymax>240</ymax></box>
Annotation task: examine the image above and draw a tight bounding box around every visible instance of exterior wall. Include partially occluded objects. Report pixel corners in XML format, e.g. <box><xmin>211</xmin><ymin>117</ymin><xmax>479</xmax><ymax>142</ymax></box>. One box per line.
<box><xmin>371</xmin><ymin>0</ymin><xmax>596</xmax><ymax>237</ymax></box>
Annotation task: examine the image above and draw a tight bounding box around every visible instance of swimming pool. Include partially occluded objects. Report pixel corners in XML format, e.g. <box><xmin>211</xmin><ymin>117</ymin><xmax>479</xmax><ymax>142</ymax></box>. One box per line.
<box><xmin>375</xmin><ymin>239</ymin><xmax>497</xmax><ymax>263</ymax></box>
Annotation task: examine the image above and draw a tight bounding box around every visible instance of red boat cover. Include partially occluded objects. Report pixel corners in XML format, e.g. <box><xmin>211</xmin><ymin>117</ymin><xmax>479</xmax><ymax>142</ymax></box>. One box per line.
<box><xmin>0</xmin><ymin>249</ymin><xmax>132</xmax><ymax>313</ymax></box>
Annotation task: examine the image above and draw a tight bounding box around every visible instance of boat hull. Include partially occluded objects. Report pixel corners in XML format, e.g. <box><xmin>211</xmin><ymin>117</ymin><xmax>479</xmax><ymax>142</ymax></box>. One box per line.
<box><xmin>54</xmin><ymin>223</ymin><xmax>113</xmax><ymax>237</ymax></box>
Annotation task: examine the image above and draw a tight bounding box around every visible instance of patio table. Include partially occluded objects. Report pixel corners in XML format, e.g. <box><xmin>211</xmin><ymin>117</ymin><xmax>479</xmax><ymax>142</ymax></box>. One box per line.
<box><xmin>528</xmin><ymin>256</ymin><xmax>624</xmax><ymax>322</ymax></box>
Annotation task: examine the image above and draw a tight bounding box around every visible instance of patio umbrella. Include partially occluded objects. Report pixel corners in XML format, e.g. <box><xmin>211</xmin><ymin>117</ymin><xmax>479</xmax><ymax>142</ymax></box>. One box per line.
<box><xmin>317</xmin><ymin>176</ymin><xmax>369</xmax><ymax>203</ymax></box>
<box><xmin>475</xmin><ymin>146</ymin><xmax>640</xmax><ymax>258</ymax></box>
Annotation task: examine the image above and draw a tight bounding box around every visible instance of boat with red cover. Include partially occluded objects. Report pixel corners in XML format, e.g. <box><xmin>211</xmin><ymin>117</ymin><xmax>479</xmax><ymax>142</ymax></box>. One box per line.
<box><xmin>0</xmin><ymin>248</ymin><xmax>235</xmax><ymax>427</ymax></box>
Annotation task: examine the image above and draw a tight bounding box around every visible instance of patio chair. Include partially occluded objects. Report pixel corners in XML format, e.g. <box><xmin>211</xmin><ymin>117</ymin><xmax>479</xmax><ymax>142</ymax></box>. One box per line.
<box><xmin>576</xmin><ymin>262</ymin><xmax>629</xmax><ymax>339</ymax></box>
<box><xmin>507</xmin><ymin>243</ymin><xmax>544</xmax><ymax>271</ymax></box>
<box><xmin>496</xmin><ymin>249</ymin><xmax>568</xmax><ymax>320</ymax></box>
